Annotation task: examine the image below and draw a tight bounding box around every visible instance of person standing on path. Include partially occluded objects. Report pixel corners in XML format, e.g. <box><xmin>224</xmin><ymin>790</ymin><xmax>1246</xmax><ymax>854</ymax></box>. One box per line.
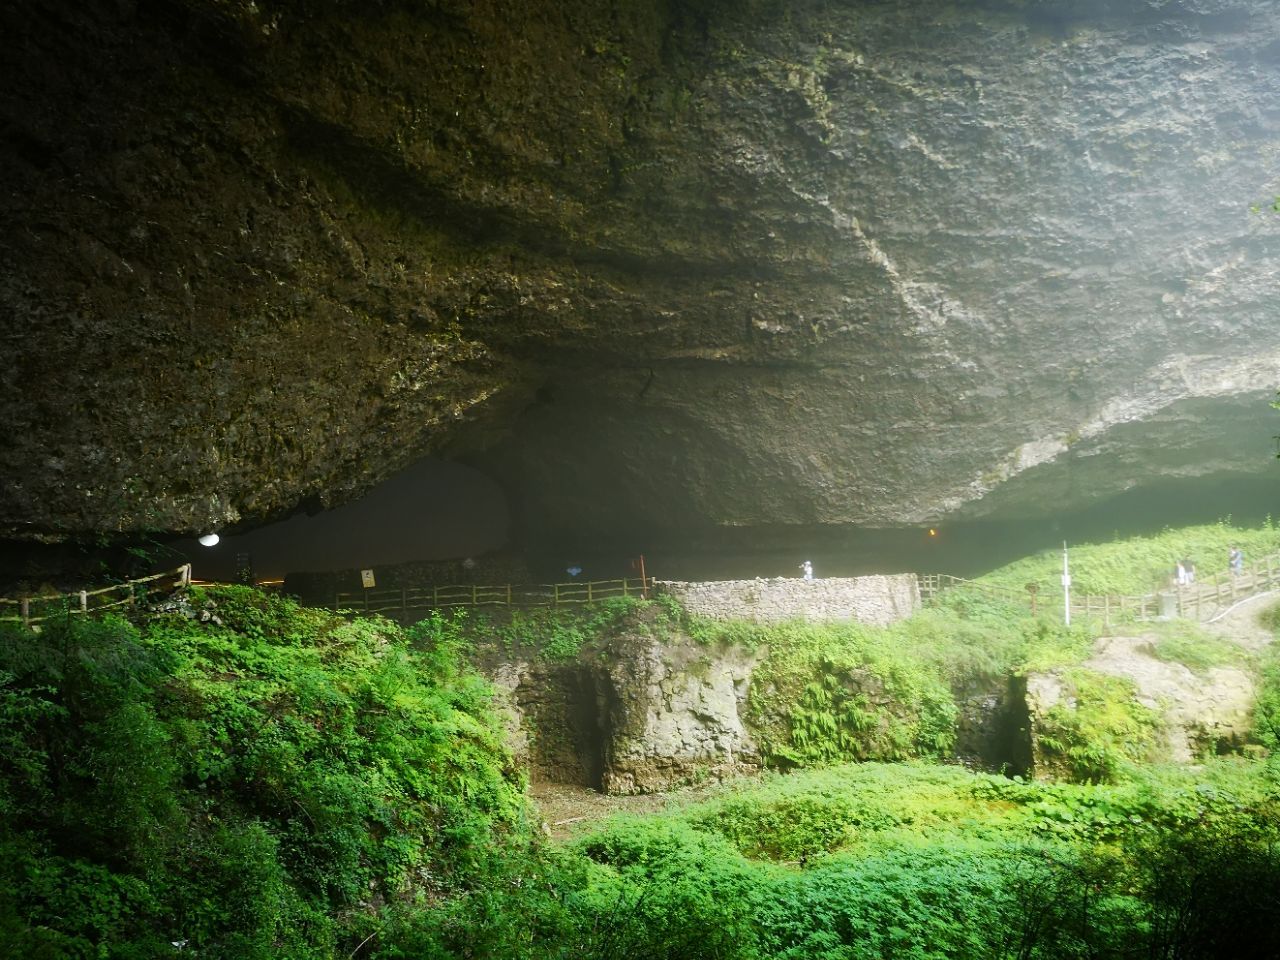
<box><xmin>800</xmin><ymin>560</ymin><xmax>814</xmax><ymax>581</ymax></box>
<box><xmin>1229</xmin><ymin>545</ymin><xmax>1244</xmax><ymax>577</ymax></box>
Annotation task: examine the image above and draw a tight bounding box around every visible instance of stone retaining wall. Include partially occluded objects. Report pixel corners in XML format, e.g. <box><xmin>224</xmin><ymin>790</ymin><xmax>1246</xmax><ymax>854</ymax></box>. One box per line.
<box><xmin>652</xmin><ymin>574</ymin><xmax>921</xmax><ymax>627</ymax></box>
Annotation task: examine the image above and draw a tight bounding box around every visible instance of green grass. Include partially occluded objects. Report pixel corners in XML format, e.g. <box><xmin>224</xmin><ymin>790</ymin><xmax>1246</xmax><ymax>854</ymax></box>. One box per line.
<box><xmin>547</xmin><ymin>758</ymin><xmax>1280</xmax><ymax>960</ymax></box>
<box><xmin>1145</xmin><ymin>618</ymin><xmax>1249</xmax><ymax>675</ymax></box>
<box><xmin>974</xmin><ymin>521</ymin><xmax>1280</xmax><ymax>597</ymax></box>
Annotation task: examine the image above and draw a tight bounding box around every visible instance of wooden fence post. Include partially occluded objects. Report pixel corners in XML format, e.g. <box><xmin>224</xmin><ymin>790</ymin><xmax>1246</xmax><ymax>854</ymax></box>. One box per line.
<box><xmin>79</xmin><ymin>591</ymin><xmax>88</xmax><ymax>614</ymax></box>
<box><xmin>20</xmin><ymin>598</ymin><xmax>29</xmax><ymax>628</ymax></box>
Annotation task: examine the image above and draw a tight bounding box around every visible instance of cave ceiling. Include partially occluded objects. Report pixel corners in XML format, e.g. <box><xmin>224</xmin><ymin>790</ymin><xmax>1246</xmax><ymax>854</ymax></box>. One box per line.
<box><xmin>2</xmin><ymin>0</ymin><xmax>1278</xmax><ymax>543</ymax></box>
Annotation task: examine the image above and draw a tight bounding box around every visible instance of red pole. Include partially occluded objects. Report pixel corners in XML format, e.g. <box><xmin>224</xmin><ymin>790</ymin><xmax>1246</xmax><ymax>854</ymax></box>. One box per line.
<box><xmin>639</xmin><ymin>554</ymin><xmax>648</xmax><ymax>598</ymax></box>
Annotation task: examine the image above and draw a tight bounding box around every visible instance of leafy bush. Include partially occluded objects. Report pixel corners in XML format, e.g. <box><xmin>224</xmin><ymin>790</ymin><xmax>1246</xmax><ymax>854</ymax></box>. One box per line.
<box><xmin>742</xmin><ymin>621</ymin><xmax>958</xmax><ymax>767</ymax></box>
<box><xmin>1033</xmin><ymin>668</ymin><xmax>1162</xmax><ymax>783</ymax></box>
<box><xmin>0</xmin><ymin>588</ymin><xmax>527</xmax><ymax>957</ymax></box>
<box><xmin>471</xmin><ymin>597</ymin><xmax>644</xmax><ymax>661</ymax></box>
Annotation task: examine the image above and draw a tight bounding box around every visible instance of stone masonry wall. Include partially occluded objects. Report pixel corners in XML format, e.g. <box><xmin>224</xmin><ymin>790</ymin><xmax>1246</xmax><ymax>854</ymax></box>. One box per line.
<box><xmin>653</xmin><ymin>575</ymin><xmax>920</xmax><ymax>627</ymax></box>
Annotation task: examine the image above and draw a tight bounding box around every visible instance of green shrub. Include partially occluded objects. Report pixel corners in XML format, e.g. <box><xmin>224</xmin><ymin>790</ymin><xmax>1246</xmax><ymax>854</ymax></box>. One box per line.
<box><xmin>0</xmin><ymin>588</ymin><xmax>528</xmax><ymax>956</ymax></box>
<box><xmin>471</xmin><ymin>597</ymin><xmax>644</xmax><ymax>662</ymax></box>
<box><xmin>742</xmin><ymin>622</ymin><xmax>957</xmax><ymax>767</ymax></box>
<box><xmin>1033</xmin><ymin>669</ymin><xmax>1162</xmax><ymax>783</ymax></box>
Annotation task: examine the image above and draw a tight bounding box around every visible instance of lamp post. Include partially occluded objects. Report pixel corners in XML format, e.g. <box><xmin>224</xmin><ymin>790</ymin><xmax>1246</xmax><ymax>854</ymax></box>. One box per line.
<box><xmin>1062</xmin><ymin>541</ymin><xmax>1072</xmax><ymax>627</ymax></box>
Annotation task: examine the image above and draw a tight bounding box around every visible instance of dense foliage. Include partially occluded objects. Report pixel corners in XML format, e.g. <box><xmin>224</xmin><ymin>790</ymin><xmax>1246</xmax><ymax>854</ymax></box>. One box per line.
<box><xmin>0</xmin><ymin>589</ymin><xmax>527</xmax><ymax>958</ymax></box>
<box><xmin>445</xmin><ymin>761</ymin><xmax>1280</xmax><ymax>960</ymax></box>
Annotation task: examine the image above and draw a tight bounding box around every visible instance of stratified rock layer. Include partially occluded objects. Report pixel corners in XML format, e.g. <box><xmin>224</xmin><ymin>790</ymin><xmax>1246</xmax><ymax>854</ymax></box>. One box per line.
<box><xmin>2</xmin><ymin>0</ymin><xmax>1278</xmax><ymax>540</ymax></box>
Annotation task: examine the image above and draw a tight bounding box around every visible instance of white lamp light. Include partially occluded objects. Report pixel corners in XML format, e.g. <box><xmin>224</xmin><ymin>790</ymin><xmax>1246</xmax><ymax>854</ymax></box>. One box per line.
<box><xmin>198</xmin><ymin>533</ymin><xmax>220</xmax><ymax>547</ymax></box>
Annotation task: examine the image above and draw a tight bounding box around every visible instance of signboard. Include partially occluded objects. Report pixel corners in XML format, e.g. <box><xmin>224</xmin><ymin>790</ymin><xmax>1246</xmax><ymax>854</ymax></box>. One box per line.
<box><xmin>360</xmin><ymin>569</ymin><xmax>376</xmax><ymax>589</ymax></box>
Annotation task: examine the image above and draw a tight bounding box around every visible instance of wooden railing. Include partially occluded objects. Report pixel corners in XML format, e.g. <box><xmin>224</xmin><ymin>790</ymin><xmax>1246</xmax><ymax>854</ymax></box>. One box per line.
<box><xmin>0</xmin><ymin>564</ymin><xmax>192</xmax><ymax>627</ymax></box>
<box><xmin>919</xmin><ymin>574</ymin><xmax>1024</xmax><ymax>603</ymax></box>
<box><xmin>923</xmin><ymin>552</ymin><xmax>1280</xmax><ymax>624</ymax></box>
<box><xmin>1170</xmin><ymin>555</ymin><xmax>1280</xmax><ymax>623</ymax></box>
<box><xmin>332</xmin><ymin>577</ymin><xmax>653</xmax><ymax>616</ymax></box>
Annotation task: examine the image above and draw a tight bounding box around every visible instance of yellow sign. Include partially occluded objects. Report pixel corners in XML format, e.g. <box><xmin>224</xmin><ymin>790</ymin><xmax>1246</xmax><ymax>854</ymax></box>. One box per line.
<box><xmin>360</xmin><ymin>569</ymin><xmax>376</xmax><ymax>589</ymax></box>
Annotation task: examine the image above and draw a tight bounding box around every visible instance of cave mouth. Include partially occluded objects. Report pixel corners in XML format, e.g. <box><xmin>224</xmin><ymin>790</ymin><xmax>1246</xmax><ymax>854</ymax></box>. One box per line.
<box><xmin>522</xmin><ymin>664</ymin><xmax>613</xmax><ymax>791</ymax></box>
<box><xmin>165</xmin><ymin>457</ymin><xmax>510</xmax><ymax>582</ymax></box>
<box><xmin>954</xmin><ymin>675</ymin><xmax>1033</xmax><ymax>778</ymax></box>
<box><xmin>997</xmin><ymin>676</ymin><xmax>1034</xmax><ymax>779</ymax></box>
<box><xmin>519</xmin><ymin>474</ymin><xmax>1280</xmax><ymax>585</ymax></box>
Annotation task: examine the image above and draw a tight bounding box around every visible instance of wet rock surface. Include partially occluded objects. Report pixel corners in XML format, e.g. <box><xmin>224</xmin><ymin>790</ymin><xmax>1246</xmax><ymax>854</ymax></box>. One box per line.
<box><xmin>3</xmin><ymin>0</ymin><xmax>1279</xmax><ymax>541</ymax></box>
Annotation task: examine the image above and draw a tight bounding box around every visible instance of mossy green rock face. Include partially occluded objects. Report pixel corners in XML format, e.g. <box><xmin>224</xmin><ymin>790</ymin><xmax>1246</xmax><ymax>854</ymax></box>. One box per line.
<box><xmin>2</xmin><ymin>0</ymin><xmax>1279</xmax><ymax>540</ymax></box>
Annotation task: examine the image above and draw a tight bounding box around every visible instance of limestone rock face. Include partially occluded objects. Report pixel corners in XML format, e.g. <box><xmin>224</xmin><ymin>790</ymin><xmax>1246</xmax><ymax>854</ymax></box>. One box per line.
<box><xmin>3</xmin><ymin>0</ymin><xmax>1279</xmax><ymax>540</ymax></box>
<box><xmin>1025</xmin><ymin>631</ymin><xmax>1257</xmax><ymax>776</ymax></box>
<box><xmin>481</xmin><ymin>634</ymin><xmax>761</xmax><ymax>795</ymax></box>
<box><xmin>600</xmin><ymin>631</ymin><xmax>762</xmax><ymax>794</ymax></box>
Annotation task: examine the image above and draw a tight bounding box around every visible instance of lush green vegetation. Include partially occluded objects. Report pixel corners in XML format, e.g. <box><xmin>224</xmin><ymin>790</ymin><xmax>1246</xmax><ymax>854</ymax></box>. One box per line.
<box><xmin>0</xmin><ymin>590</ymin><xmax>529</xmax><ymax>958</ymax></box>
<box><xmin>550</xmin><ymin>760</ymin><xmax>1280</xmax><ymax>960</ymax></box>
<box><xmin>467</xmin><ymin>597</ymin><xmax>644</xmax><ymax>662</ymax></box>
<box><xmin>6</xmin><ymin>522</ymin><xmax>1280</xmax><ymax>957</ymax></box>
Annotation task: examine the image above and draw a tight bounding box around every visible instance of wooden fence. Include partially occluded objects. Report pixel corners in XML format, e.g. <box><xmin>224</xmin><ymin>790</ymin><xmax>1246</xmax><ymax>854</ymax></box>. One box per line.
<box><xmin>922</xmin><ymin>552</ymin><xmax>1280</xmax><ymax>624</ymax></box>
<box><xmin>331</xmin><ymin>577</ymin><xmax>653</xmax><ymax>616</ymax></box>
<box><xmin>0</xmin><ymin>564</ymin><xmax>192</xmax><ymax>627</ymax></box>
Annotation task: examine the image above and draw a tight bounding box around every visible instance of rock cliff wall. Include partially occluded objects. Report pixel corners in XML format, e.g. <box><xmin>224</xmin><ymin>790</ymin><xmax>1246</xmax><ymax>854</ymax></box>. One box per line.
<box><xmin>3</xmin><ymin>0</ymin><xmax>1279</xmax><ymax>542</ymax></box>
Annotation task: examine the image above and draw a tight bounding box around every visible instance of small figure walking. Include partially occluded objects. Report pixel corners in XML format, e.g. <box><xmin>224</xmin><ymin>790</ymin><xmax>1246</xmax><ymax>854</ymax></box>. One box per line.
<box><xmin>1229</xmin><ymin>545</ymin><xmax>1244</xmax><ymax>577</ymax></box>
<box><xmin>1175</xmin><ymin>560</ymin><xmax>1187</xmax><ymax>586</ymax></box>
<box><xmin>1183</xmin><ymin>559</ymin><xmax>1196</xmax><ymax>585</ymax></box>
<box><xmin>800</xmin><ymin>560</ymin><xmax>814</xmax><ymax>581</ymax></box>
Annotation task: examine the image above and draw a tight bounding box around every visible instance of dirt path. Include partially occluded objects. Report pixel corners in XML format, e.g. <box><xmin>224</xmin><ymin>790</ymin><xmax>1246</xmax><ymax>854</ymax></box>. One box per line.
<box><xmin>528</xmin><ymin>778</ymin><xmax>747</xmax><ymax>841</ymax></box>
<box><xmin>1203</xmin><ymin>590</ymin><xmax>1277</xmax><ymax>651</ymax></box>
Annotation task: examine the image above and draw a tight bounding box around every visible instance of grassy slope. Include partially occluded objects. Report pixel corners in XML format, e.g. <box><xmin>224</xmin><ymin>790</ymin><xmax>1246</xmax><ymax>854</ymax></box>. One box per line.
<box><xmin>976</xmin><ymin>521</ymin><xmax>1280</xmax><ymax>596</ymax></box>
<box><xmin>557</xmin><ymin>758</ymin><xmax>1280</xmax><ymax>960</ymax></box>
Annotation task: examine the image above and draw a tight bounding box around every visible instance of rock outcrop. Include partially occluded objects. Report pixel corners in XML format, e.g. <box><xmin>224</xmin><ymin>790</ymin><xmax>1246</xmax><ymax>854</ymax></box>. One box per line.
<box><xmin>1025</xmin><ymin>626</ymin><xmax>1261</xmax><ymax>777</ymax></box>
<box><xmin>484</xmin><ymin>634</ymin><xmax>762</xmax><ymax>795</ymax></box>
<box><xmin>600</xmin><ymin>631</ymin><xmax>763</xmax><ymax>794</ymax></box>
<box><xmin>3</xmin><ymin>0</ymin><xmax>1279</xmax><ymax>542</ymax></box>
